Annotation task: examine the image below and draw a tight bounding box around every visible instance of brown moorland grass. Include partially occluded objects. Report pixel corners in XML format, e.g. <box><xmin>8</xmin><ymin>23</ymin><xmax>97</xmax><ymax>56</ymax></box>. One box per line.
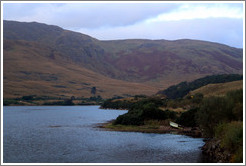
<box><xmin>188</xmin><ymin>80</ymin><xmax>243</xmax><ymax>97</ymax></box>
<box><xmin>3</xmin><ymin>40</ymin><xmax>158</xmax><ymax>99</ymax></box>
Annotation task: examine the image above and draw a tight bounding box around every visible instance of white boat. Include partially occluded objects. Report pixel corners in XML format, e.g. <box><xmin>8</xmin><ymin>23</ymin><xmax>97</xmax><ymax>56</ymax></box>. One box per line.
<box><xmin>169</xmin><ymin>121</ymin><xmax>183</xmax><ymax>129</ymax></box>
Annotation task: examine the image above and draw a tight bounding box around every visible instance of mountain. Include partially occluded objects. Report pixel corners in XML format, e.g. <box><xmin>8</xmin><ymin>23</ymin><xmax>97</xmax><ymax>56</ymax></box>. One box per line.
<box><xmin>3</xmin><ymin>20</ymin><xmax>243</xmax><ymax>99</ymax></box>
<box><xmin>3</xmin><ymin>39</ymin><xmax>157</xmax><ymax>99</ymax></box>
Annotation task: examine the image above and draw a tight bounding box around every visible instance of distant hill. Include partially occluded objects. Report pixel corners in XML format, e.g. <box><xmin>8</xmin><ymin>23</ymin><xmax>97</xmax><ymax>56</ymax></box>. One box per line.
<box><xmin>3</xmin><ymin>20</ymin><xmax>243</xmax><ymax>99</ymax></box>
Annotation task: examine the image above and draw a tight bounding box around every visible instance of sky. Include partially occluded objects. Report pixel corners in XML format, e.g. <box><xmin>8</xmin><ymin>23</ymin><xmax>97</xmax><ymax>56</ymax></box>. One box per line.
<box><xmin>2</xmin><ymin>2</ymin><xmax>244</xmax><ymax>48</ymax></box>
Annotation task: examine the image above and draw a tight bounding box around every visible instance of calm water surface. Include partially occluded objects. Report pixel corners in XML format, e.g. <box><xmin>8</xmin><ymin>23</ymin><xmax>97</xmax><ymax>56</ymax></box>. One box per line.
<box><xmin>3</xmin><ymin>106</ymin><xmax>205</xmax><ymax>163</ymax></box>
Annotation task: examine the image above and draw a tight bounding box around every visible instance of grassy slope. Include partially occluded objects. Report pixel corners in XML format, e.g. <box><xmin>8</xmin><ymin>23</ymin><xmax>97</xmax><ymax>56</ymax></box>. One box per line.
<box><xmin>3</xmin><ymin>40</ymin><xmax>157</xmax><ymax>99</ymax></box>
<box><xmin>188</xmin><ymin>80</ymin><xmax>243</xmax><ymax>97</ymax></box>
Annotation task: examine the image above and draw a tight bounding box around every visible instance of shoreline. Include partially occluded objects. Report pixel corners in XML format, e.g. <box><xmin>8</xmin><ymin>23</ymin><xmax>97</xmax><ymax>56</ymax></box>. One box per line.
<box><xmin>3</xmin><ymin>103</ymin><xmax>100</xmax><ymax>106</ymax></box>
<box><xmin>98</xmin><ymin>121</ymin><xmax>232</xmax><ymax>163</ymax></box>
<box><xmin>97</xmin><ymin>121</ymin><xmax>202</xmax><ymax>138</ymax></box>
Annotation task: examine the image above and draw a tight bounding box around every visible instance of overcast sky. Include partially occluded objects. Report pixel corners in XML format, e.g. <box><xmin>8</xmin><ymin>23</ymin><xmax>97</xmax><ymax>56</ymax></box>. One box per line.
<box><xmin>3</xmin><ymin>2</ymin><xmax>244</xmax><ymax>48</ymax></box>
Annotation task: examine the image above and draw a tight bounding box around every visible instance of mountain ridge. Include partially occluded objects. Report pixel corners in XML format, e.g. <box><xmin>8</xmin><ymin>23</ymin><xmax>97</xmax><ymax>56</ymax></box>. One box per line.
<box><xmin>3</xmin><ymin>20</ymin><xmax>243</xmax><ymax>98</ymax></box>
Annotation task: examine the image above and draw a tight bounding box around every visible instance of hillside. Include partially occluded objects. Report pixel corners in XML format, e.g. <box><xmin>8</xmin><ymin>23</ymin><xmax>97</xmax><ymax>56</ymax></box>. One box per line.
<box><xmin>188</xmin><ymin>80</ymin><xmax>243</xmax><ymax>97</ymax></box>
<box><xmin>101</xmin><ymin>74</ymin><xmax>243</xmax><ymax>110</ymax></box>
<box><xmin>156</xmin><ymin>74</ymin><xmax>243</xmax><ymax>99</ymax></box>
<box><xmin>3</xmin><ymin>20</ymin><xmax>243</xmax><ymax>99</ymax></box>
<box><xmin>3</xmin><ymin>40</ymin><xmax>157</xmax><ymax>99</ymax></box>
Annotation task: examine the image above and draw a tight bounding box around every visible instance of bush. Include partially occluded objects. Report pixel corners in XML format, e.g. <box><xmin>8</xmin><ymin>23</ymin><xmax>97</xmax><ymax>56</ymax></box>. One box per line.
<box><xmin>22</xmin><ymin>95</ymin><xmax>35</xmax><ymax>100</ymax></box>
<box><xmin>43</xmin><ymin>99</ymin><xmax>74</xmax><ymax>105</ymax></box>
<box><xmin>227</xmin><ymin>89</ymin><xmax>243</xmax><ymax>121</ymax></box>
<box><xmin>114</xmin><ymin>101</ymin><xmax>176</xmax><ymax>126</ymax></box>
<box><xmin>114</xmin><ymin>108</ymin><xmax>144</xmax><ymax>125</ymax></box>
<box><xmin>176</xmin><ymin>108</ymin><xmax>198</xmax><ymax>127</ymax></box>
<box><xmin>197</xmin><ymin>97</ymin><xmax>224</xmax><ymax>137</ymax></box>
<box><xmin>161</xmin><ymin>109</ymin><xmax>177</xmax><ymax>120</ymax></box>
<box><xmin>141</xmin><ymin>103</ymin><xmax>166</xmax><ymax>120</ymax></box>
<box><xmin>101</xmin><ymin>99</ymin><xmax>132</xmax><ymax>109</ymax></box>
<box><xmin>226</xmin><ymin>89</ymin><xmax>243</xmax><ymax>103</ymax></box>
<box><xmin>196</xmin><ymin>89</ymin><xmax>243</xmax><ymax>137</ymax></box>
<box><xmin>215</xmin><ymin>121</ymin><xmax>243</xmax><ymax>162</ymax></box>
<box><xmin>114</xmin><ymin>113</ymin><xmax>144</xmax><ymax>126</ymax></box>
<box><xmin>3</xmin><ymin>99</ymin><xmax>20</xmax><ymax>106</ymax></box>
<box><xmin>219</xmin><ymin>122</ymin><xmax>243</xmax><ymax>153</ymax></box>
<box><xmin>232</xmin><ymin>103</ymin><xmax>243</xmax><ymax>121</ymax></box>
<box><xmin>191</xmin><ymin>93</ymin><xmax>204</xmax><ymax>104</ymax></box>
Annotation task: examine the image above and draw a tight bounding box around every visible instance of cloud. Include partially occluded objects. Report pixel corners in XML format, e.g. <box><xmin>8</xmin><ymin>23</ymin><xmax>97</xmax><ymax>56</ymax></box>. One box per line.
<box><xmin>3</xmin><ymin>2</ymin><xmax>244</xmax><ymax>48</ymax></box>
<box><xmin>3</xmin><ymin>3</ymin><xmax>180</xmax><ymax>29</ymax></box>
<box><xmin>77</xmin><ymin>17</ymin><xmax>243</xmax><ymax>48</ymax></box>
<box><xmin>146</xmin><ymin>3</ymin><xmax>243</xmax><ymax>22</ymax></box>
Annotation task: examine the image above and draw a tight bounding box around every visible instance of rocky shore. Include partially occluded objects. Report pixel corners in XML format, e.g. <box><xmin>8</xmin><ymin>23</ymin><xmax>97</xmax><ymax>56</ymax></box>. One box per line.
<box><xmin>202</xmin><ymin>138</ymin><xmax>231</xmax><ymax>163</ymax></box>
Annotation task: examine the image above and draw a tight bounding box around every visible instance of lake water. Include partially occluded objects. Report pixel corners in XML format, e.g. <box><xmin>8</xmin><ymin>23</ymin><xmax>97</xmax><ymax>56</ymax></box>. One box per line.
<box><xmin>3</xmin><ymin>106</ymin><xmax>205</xmax><ymax>163</ymax></box>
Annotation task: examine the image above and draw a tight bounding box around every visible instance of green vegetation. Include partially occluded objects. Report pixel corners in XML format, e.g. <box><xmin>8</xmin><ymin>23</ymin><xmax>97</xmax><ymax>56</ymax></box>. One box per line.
<box><xmin>176</xmin><ymin>108</ymin><xmax>198</xmax><ymax>127</ymax></box>
<box><xmin>102</xmin><ymin>84</ymin><xmax>243</xmax><ymax>163</ymax></box>
<box><xmin>113</xmin><ymin>98</ymin><xmax>176</xmax><ymax>126</ymax></box>
<box><xmin>3</xmin><ymin>95</ymin><xmax>104</xmax><ymax>106</ymax></box>
<box><xmin>104</xmin><ymin>119</ymin><xmax>170</xmax><ymax>133</ymax></box>
<box><xmin>3</xmin><ymin>99</ymin><xmax>23</xmax><ymax>106</ymax></box>
<box><xmin>196</xmin><ymin>89</ymin><xmax>243</xmax><ymax>162</ymax></box>
<box><xmin>157</xmin><ymin>74</ymin><xmax>243</xmax><ymax>99</ymax></box>
<box><xmin>215</xmin><ymin>121</ymin><xmax>243</xmax><ymax>162</ymax></box>
<box><xmin>21</xmin><ymin>95</ymin><xmax>36</xmax><ymax>100</ymax></box>
<box><xmin>100</xmin><ymin>95</ymin><xmax>147</xmax><ymax>109</ymax></box>
<box><xmin>43</xmin><ymin>99</ymin><xmax>74</xmax><ymax>106</ymax></box>
<box><xmin>196</xmin><ymin>89</ymin><xmax>243</xmax><ymax>137</ymax></box>
<box><xmin>100</xmin><ymin>99</ymin><xmax>132</xmax><ymax>110</ymax></box>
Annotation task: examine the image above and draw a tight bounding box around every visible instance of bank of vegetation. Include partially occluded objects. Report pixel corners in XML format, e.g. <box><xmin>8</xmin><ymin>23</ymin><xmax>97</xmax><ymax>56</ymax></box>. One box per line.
<box><xmin>3</xmin><ymin>95</ymin><xmax>104</xmax><ymax>106</ymax></box>
<box><xmin>101</xmin><ymin>74</ymin><xmax>243</xmax><ymax>163</ymax></box>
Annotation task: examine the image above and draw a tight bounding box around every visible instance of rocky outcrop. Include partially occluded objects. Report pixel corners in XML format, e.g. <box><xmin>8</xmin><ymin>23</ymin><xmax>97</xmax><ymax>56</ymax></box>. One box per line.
<box><xmin>202</xmin><ymin>138</ymin><xmax>231</xmax><ymax>163</ymax></box>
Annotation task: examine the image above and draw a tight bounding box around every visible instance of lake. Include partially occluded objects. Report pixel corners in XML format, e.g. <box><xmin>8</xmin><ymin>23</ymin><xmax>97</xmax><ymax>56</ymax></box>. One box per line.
<box><xmin>3</xmin><ymin>106</ymin><xmax>205</xmax><ymax>163</ymax></box>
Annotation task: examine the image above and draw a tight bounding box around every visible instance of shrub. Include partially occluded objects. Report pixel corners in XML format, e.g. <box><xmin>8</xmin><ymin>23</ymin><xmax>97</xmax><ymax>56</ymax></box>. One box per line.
<box><xmin>101</xmin><ymin>99</ymin><xmax>132</xmax><ymax>109</ymax></box>
<box><xmin>43</xmin><ymin>99</ymin><xmax>74</xmax><ymax>105</ymax></box>
<box><xmin>220</xmin><ymin>122</ymin><xmax>243</xmax><ymax>152</ymax></box>
<box><xmin>114</xmin><ymin>109</ymin><xmax>144</xmax><ymax>125</ymax></box>
<box><xmin>3</xmin><ymin>99</ymin><xmax>20</xmax><ymax>106</ymax></box>
<box><xmin>191</xmin><ymin>93</ymin><xmax>204</xmax><ymax>104</ymax></box>
<box><xmin>196</xmin><ymin>89</ymin><xmax>243</xmax><ymax>137</ymax></box>
<box><xmin>196</xmin><ymin>96</ymin><xmax>228</xmax><ymax>137</ymax></box>
<box><xmin>232</xmin><ymin>103</ymin><xmax>243</xmax><ymax>121</ymax></box>
<box><xmin>227</xmin><ymin>89</ymin><xmax>243</xmax><ymax>121</ymax></box>
<box><xmin>114</xmin><ymin>101</ymin><xmax>177</xmax><ymax>126</ymax></box>
<box><xmin>215</xmin><ymin>121</ymin><xmax>243</xmax><ymax>162</ymax></box>
<box><xmin>22</xmin><ymin>95</ymin><xmax>35</xmax><ymax>100</ymax></box>
<box><xmin>141</xmin><ymin>103</ymin><xmax>167</xmax><ymax>120</ymax></box>
<box><xmin>164</xmin><ymin>109</ymin><xmax>177</xmax><ymax>120</ymax></box>
<box><xmin>176</xmin><ymin>108</ymin><xmax>198</xmax><ymax>127</ymax></box>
